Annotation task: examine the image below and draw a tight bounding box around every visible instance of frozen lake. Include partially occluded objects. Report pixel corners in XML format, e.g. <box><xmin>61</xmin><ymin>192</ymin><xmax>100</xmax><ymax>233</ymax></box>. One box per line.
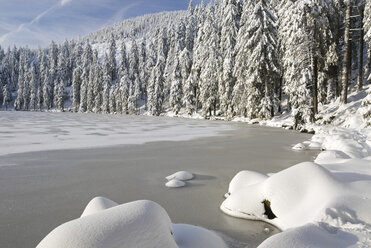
<box><xmin>0</xmin><ymin>112</ymin><xmax>319</xmax><ymax>247</ymax></box>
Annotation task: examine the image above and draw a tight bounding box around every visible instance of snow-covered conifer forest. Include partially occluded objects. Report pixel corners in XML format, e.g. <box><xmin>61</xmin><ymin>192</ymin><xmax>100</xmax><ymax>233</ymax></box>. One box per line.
<box><xmin>0</xmin><ymin>0</ymin><xmax>370</xmax><ymax>129</ymax></box>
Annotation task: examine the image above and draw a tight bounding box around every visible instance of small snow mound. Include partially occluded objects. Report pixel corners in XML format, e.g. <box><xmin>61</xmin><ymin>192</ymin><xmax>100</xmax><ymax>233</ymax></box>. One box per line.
<box><xmin>81</xmin><ymin>196</ymin><xmax>118</xmax><ymax>217</ymax></box>
<box><xmin>173</xmin><ymin>224</ymin><xmax>228</xmax><ymax>248</ymax></box>
<box><xmin>292</xmin><ymin>143</ymin><xmax>305</xmax><ymax>150</ymax></box>
<box><xmin>166</xmin><ymin>179</ymin><xmax>186</xmax><ymax>188</ymax></box>
<box><xmin>314</xmin><ymin>150</ymin><xmax>351</xmax><ymax>164</ymax></box>
<box><xmin>37</xmin><ymin>200</ymin><xmax>178</xmax><ymax>248</ymax></box>
<box><xmin>166</xmin><ymin>171</ymin><xmax>194</xmax><ymax>181</ymax></box>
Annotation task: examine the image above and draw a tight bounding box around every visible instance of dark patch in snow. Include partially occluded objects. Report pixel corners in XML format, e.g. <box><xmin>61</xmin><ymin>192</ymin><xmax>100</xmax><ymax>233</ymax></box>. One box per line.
<box><xmin>262</xmin><ymin>200</ymin><xmax>276</xmax><ymax>220</ymax></box>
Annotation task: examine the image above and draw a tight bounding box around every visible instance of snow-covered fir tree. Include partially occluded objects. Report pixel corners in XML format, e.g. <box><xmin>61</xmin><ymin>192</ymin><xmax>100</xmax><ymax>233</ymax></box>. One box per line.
<box><xmin>119</xmin><ymin>72</ymin><xmax>130</xmax><ymax>114</ymax></box>
<box><xmin>199</xmin><ymin>4</ymin><xmax>220</xmax><ymax>117</ymax></box>
<box><xmin>55</xmin><ymin>78</ymin><xmax>65</xmax><ymax>111</ymax></box>
<box><xmin>102</xmin><ymin>54</ymin><xmax>112</xmax><ymax>114</ymax></box>
<box><xmin>219</xmin><ymin>0</ymin><xmax>239</xmax><ymax>118</ymax></box>
<box><xmin>29</xmin><ymin>62</ymin><xmax>39</xmax><ymax>111</ymax></box>
<box><xmin>108</xmin><ymin>34</ymin><xmax>118</xmax><ymax>83</ymax></box>
<box><xmin>72</xmin><ymin>67</ymin><xmax>82</xmax><ymax>112</ymax></box>
<box><xmin>169</xmin><ymin>55</ymin><xmax>183</xmax><ymax>114</ymax></box>
<box><xmin>2</xmin><ymin>82</ymin><xmax>11</xmax><ymax>110</ymax></box>
<box><xmin>147</xmin><ymin>28</ymin><xmax>168</xmax><ymax>116</ymax></box>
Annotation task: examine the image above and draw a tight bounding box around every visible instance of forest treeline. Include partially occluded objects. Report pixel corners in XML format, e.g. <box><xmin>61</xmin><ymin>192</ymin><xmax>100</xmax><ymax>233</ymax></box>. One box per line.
<box><xmin>0</xmin><ymin>0</ymin><xmax>370</xmax><ymax>129</ymax></box>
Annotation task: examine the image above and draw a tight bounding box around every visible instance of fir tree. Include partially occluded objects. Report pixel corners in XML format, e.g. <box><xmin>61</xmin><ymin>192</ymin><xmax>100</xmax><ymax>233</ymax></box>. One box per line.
<box><xmin>119</xmin><ymin>72</ymin><xmax>130</xmax><ymax>114</ymax></box>
<box><xmin>169</xmin><ymin>56</ymin><xmax>183</xmax><ymax>115</ymax></box>
<box><xmin>199</xmin><ymin>6</ymin><xmax>220</xmax><ymax>117</ymax></box>
<box><xmin>56</xmin><ymin>79</ymin><xmax>65</xmax><ymax>111</ymax></box>
<box><xmin>29</xmin><ymin>62</ymin><xmax>39</xmax><ymax>111</ymax></box>
<box><xmin>108</xmin><ymin>34</ymin><xmax>118</xmax><ymax>82</ymax></box>
<box><xmin>72</xmin><ymin>67</ymin><xmax>82</xmax><ymax>112</ymax></box>
<box><xmin>219</xmin><ymin>0</ymin><xmax>239</xmax><ymax>118</ymax></box>
<box><xmin>2</xmin><ymin>82</ymin><xmax>11</xmax><ymax>110</ymax></box>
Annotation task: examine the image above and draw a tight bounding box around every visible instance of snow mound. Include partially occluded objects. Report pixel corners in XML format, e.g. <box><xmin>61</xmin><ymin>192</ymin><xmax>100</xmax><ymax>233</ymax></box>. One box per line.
<box><xmin>81</xmin><ymin>196</ymin><xmax>118</xmax><ymax>217</ymax></box>
<box><xmin>314</xmin><ymin>150</ymin><xmax>350</xmax><ymax>164</ymax></box>
<box><xmin>166</xmin><ymin>179</ymin><xmax>186</xmax><ymax>188</ymax></box>
<box><xmin>166</xmin><ymin>171</ymin><xmax>194</xmax><ymax>181</ymax></box>
<box><xmin>292</xmin><ymin>140</ymin><xmax>321</xmax><ymax>150</ymax></box>
<box><xmin>221</xmin><ymin>162</ymin><xmax>342</xmax><ymax>229</ymax></box>
<box><xmin>37</xmin><ymin>198</ymin><xmax>228</xmax><ymax>248</ymax></box>
<box><xmin>37</xmin><ymin>200</ymin><xmax>178</xmax><ymax>248</ymax></box>
<box><xmin>172</xmin><ymin>224</ymin><xmax>228</xmax><ymax>248</ymax></box>
<box><xmin>292</xmin><ymin>143</ymin><xmax>305</xmax><ymax>150</ymax></box>
<box><xmin>258</xmin><ymin>223</ymin><xmax>358</xmax><ymax>248</ymax></box>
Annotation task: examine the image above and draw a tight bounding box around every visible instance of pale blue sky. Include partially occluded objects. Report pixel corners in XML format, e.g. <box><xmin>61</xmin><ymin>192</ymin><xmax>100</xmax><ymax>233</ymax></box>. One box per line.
<box><xmin>0</xmin><ymin>0</ymin><xmax>202</xmax><ymax>48</ymax></box>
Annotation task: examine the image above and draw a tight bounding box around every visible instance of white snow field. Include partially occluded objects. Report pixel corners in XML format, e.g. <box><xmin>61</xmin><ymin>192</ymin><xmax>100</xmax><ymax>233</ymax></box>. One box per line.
<box><xmin>0</xmin><ymin>111</ymin><xmax>233</xmax><ymax>157</ymax></box>
<box><xmin>221</xmin><ymin>87</ymin><xmax>371</xmax><ymax>247</ymax></box>
<box><xmin>37</xmin><ymin>197</ymin><xmax>228</xmax><ymax>248</ymax></box>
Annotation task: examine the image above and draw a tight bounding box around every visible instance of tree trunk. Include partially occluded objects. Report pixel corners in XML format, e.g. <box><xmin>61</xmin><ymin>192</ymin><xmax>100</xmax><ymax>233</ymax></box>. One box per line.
<box><xmin>358</xmin><ymin>10</ymin><xmax>364</xmax><ymax>92</ymax></box>
<box><xmin>342</xmin><ymin>4</ymin><xmax>352</xmax><ymax>104</ymax></box>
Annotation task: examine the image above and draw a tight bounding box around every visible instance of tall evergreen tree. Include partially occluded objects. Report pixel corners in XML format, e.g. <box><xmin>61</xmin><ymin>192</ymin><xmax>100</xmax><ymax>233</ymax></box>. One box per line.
<box><xmin>55</xmin><ymin>79</ymin><xmax>65</xmax><ymax>111</ymax></box>
<box><xmin>2</xmin><ymin>82</ymin><xmax>11</xmax><ymax>110</ymax></box>
<box><xmin>219</xmin><ymin>0</ymin><xmax>239</xmax><ymax>118</ymax></box>
<box><xmin>102</xmin><ymin>53</ymin><xmax>112</xmax><ymax>114</ymax></box>
<box><xmin>169</xmin><ymin>55</ymin><xmax>183</xmax><ymax>114</ymax></box>
<box><xmin>108</xmin><ymin>34</ymin><xmax>118</xmax><ymax>82</ymax></box>
<box><xmin>72</xmin><ymin>67</ymin><xmax>82</xmax><ymax>112</ymax></box>
<box><xmin>29</xmin><ymin>62</ymin><xmax>39</xmax><ymax>111</ymax></box>
<box><xmin>199</xmin><ymin>6</ymin><xmax>220</xmax><ymax>117</ymax></box>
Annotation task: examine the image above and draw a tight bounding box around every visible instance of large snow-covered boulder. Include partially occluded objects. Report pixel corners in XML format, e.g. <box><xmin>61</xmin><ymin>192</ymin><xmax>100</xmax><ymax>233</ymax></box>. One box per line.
<box><xmin>221</xmin><ymin>162</ymin><xmax>342</xmax><ymax>229</ymax></box>
<box><xmin>37</xmin><ymin>200</ymin><xmax>178</xmax><ymax>248</ymax></box>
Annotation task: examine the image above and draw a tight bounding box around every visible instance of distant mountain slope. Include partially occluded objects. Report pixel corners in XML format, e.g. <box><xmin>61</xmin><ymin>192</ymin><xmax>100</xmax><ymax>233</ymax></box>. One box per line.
<box><xmin>84</xmin><ymin>10</ymin><xmax>186</xmax><ymax>44</ymax></box>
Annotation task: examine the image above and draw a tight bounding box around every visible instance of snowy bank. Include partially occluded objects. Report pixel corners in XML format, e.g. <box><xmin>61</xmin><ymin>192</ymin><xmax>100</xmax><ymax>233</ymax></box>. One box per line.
<box><xmin>37</xmin><ymin>197</ymin><xmax>228</xmax><ymax>248</ymax></box>
<box><xmin>221</xmin><ymin>87</ymin><xmax>371</xmax><ymax>247</ymax></box>
<box><xmin>221</xmin><ymin>127</ymin><xmax>371</xmax><ymax>247</ymax></box>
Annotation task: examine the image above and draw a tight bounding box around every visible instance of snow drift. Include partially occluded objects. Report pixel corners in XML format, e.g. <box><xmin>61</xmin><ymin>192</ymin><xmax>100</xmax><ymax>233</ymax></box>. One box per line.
<box><xmin>37</xmin><ymin>197</ymin><xmax>228</xmax><ymax>248</ymax></box>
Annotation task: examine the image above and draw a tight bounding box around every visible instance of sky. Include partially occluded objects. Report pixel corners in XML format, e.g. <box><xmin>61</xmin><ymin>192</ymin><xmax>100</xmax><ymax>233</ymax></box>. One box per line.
<box><xmin>0</xmin><ymin>0</ymin><xmax>202</xmax><ymax>49</ymax></box>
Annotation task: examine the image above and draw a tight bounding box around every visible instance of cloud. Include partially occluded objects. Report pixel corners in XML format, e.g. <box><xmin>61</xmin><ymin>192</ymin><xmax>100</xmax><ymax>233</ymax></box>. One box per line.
<box><xmin>60</xmin><ymin>0</ymin><xmax>72</xmax><ymax>7</ymax></box>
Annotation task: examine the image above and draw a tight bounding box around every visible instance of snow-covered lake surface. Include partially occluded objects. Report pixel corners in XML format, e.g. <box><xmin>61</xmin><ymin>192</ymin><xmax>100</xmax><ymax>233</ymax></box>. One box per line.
<box><xmin>0</xmin><ymin>111</ymin><xmax>234</xmax><ymax>157</ymax></box>
<box><xmin>0</xmin><ymin>112</ymin><xmax>319</xmax><ymax>247</ymax></box>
